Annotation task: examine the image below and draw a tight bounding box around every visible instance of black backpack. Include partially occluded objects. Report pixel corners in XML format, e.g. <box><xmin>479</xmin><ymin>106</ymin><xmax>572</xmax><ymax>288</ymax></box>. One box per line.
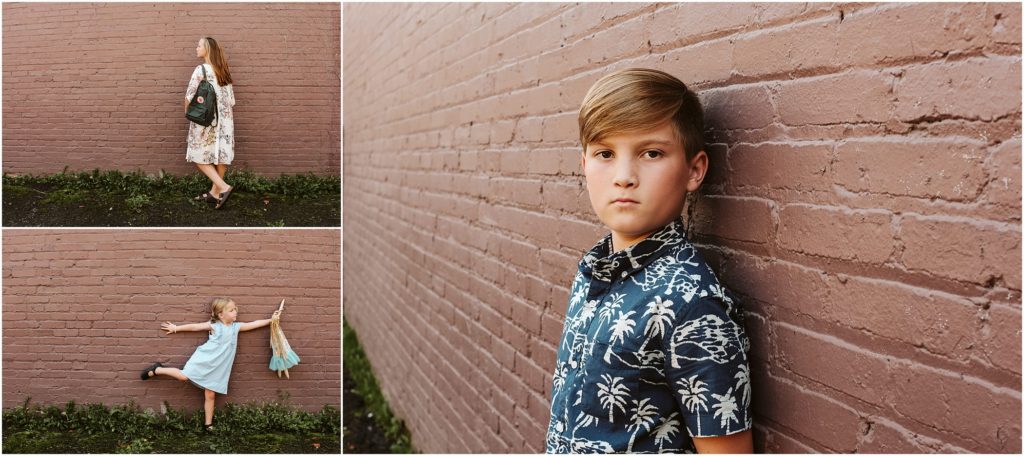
<box><xmin>186</xmin><ymin>64</ymin><xmax>218</xmax><ymax>127</ymax></box>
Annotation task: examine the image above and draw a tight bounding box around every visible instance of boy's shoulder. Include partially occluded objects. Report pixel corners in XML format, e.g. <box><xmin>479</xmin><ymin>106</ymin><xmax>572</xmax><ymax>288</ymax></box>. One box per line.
<box><xmin>632</xmin><ymin>233</ymin><xmax>727</xmax><ymax>300</ymax></box>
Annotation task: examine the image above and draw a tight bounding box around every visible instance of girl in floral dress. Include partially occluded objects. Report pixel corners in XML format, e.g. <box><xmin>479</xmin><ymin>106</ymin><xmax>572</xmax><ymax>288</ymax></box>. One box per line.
<box><xmin>185</xmin><ymin>37</ymin><xmax>236</xmax><ymax>209</ymax></box>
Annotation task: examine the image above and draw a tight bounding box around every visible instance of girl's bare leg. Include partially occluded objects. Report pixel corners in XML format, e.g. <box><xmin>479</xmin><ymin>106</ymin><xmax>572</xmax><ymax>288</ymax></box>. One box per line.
<box><xmin>204</xmin><ymin>389</ymin><xmax>216</xmax><ymax>426</ymax></box>
<box><xmin>195</xmin><ymin>163</ymin><xmax>231</xmax><ymax>195</ymax></box>
<box><xmin>153</xmin><ymin>366</ymin><xmax>189</xmax><ymax>382</ymax></box>
<box><xmin>209</xmin><ymin>164</ymin><xmax>228</xmax><ymax>194</ymax></box>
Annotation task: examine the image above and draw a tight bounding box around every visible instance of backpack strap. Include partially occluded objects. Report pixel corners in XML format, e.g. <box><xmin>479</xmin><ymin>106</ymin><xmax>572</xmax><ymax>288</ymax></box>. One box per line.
<box><xmin>199</xmin><ymin>64</ymin><xmax>218</xmax><ymax>126</ymax></box>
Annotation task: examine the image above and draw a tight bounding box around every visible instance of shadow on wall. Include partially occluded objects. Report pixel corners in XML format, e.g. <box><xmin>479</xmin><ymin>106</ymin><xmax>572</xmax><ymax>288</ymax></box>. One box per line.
<box><xmin>2</xmin><ymin>2</ymin><xmax>341</xmax><ymax>176</ymax></box>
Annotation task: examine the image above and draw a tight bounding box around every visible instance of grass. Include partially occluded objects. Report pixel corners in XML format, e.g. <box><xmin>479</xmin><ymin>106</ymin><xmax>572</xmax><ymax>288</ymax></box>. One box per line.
<box><xmin>343</xmin><ymin>320</ymin><xmax>415</xmax><ymax>453</ymax></box>
<box><xmin>2</xmin><ymin>397</ymin><xmax>340</xmax><ymax>453</ymax></box>
<box><xmin>2</xmin><ymin>168</ymin><xmax>340</xmax><ymax>227</ymax></box>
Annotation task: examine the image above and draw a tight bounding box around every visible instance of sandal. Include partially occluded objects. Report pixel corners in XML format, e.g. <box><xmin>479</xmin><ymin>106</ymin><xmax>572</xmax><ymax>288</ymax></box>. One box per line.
<box><xmin>203</xmin><ymin>423</ymin><xmax>215</xmax><ymax>433</ymax></box>
<box><xmin>214</xmin><ymin>186</ymin><xmax>234</xmax><ymax>209</ymax></box>
<box><xmin>140</xmin><ymin>362</ymin><xmax>162</xmax><ymax>380</ymax></box>
<box><xmin>192</xmin><ymin>192</ymin><xmax>215</xmax><ymax>202</ymax></box>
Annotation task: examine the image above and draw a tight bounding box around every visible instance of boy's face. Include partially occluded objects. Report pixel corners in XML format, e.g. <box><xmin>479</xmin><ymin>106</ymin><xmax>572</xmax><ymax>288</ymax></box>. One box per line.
<box><xmin>582</xmin><ymin>121</ymin><xmax>707</xmax><ymax>252</ymax></box>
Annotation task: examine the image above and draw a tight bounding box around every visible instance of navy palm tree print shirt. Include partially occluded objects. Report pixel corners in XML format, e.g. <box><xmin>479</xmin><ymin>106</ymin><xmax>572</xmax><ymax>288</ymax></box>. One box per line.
<box><xmin>546</xmin><ymin>218</ymin><xmax>752</xmax><ymax>453</ymax></box>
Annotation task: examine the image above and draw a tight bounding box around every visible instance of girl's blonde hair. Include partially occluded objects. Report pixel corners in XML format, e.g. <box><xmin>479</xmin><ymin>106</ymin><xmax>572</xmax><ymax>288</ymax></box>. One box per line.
<box><xmin>210</xmin><ymin>298</ymin><xmax>236</xmax><ymax>324</ymax></box>
<box><xmin>201</xmin><ymin>37</ymin><xmax>234</xmax><ymax>85</ymax></box>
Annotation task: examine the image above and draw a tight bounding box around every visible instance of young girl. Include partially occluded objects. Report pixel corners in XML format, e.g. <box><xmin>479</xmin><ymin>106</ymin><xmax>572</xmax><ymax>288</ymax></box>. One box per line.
<box><xmin>140</xmin><ymin>298</ymin><xmax>279</xmax><ymax>432</ymax></box>
<box><xmin>185</xmin><ymin>36</ymin><xmax>236</xmax><ymax>209</ymax></box>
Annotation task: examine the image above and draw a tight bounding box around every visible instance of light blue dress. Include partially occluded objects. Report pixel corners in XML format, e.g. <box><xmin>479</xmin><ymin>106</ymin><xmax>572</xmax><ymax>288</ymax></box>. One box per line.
<box><xmin>181</xmin><ymin>321</ymin><xmax>241</xmax><ymax>394</ymax></box>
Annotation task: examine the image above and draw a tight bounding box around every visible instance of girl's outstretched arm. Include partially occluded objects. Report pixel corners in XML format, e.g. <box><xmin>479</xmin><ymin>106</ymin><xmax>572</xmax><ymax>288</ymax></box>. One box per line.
<box><xmin>239</xmin><ymin>310</ymin><xmax>282</xmax><ymax>332</ymax></box>
<box><xmin>162</xmin><ymin>321</ymin><xmax>213</xmax><ymax>335</ymax></box>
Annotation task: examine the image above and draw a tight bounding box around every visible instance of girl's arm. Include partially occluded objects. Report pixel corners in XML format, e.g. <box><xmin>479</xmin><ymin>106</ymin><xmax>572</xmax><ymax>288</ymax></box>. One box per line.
<box><xmin>239</xmin><ymin>310</ymin><xmax>282</xmax><ymax>332</ymax></box>
<box><xmin>162</xmin><ymin>321</ymin><xmax>212</xmax><ymax>335</ymax></box>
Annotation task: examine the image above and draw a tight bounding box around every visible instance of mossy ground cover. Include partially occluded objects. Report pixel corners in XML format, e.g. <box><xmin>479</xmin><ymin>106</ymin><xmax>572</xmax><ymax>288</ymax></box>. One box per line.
<box><xmin>343</xmin><ymin>321</ymin><xmax>415</xmax><ymax>453</ymax></box>
<box><xmin>2</xmin><ymin>399</ymin><xmax>340</xmax><ymax>453</ymax></box>
<box><xmin>2</xmin><ymin>169</ymin><xmax>339</xmax><ymax>227</ymax></box>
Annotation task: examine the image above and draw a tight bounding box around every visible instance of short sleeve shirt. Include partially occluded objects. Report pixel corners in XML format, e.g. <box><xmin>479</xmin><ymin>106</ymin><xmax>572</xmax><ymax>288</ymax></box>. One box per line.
<box><xmin>546</xmin><ymin>218</ymin><xmax>752</xmax><ymax>453</ymax></box>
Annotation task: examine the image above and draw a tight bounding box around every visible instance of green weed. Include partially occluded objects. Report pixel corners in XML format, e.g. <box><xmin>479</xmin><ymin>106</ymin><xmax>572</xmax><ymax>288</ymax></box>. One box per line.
<box><xmin>2</xmin><ymin>398</ymin><xmax>340</xmax><ymax>453</ymax></box>
<box><xmin>344</xmin><ymin>321</ymin><xmax>415</xmax><ymax>453</ymax></box>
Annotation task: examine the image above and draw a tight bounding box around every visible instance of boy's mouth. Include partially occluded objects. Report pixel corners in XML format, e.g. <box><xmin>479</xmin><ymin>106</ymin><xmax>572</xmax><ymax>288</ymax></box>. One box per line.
<box><xmin>612</xmin><ymin>198</ymin><xmax>639</xmax><ymax>205</ymax></box>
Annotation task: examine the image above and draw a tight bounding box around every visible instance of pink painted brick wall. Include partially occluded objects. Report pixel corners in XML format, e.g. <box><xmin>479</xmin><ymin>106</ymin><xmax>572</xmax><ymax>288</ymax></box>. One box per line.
<box><xmin>2</xmin><ymin>3</ymin><xmax>340</xmax><ymax>176</ymax></box>
<box><xmin>3</xmin><ymin>229</ymin><xmax>340</xmax><ymax>412</ymax></box>
<box><xmin>343</xmin><ymin>3</ymin><xmax>1021</xmax><ymax>452</ymax></box>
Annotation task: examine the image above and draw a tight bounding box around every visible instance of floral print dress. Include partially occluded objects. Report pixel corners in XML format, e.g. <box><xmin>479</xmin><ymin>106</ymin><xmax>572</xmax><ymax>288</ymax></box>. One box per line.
<box><xmin>185</xmin><ymin>63</ymin><xmax>235</xmax><ymax>165</ymax></box>
<box><xmin>546</xmin><ymin>218</ymin><xmax>752</xmax><ymax>453</ymax></box>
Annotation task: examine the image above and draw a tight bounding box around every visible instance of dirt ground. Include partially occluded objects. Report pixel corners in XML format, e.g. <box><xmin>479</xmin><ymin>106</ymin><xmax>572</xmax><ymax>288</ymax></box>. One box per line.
<box><xmin>3</xmin><ymin>182</ymin><xmax>339</xmax><ymax>227</ymax></box>
<box><xmin>343</xmin><ymin>363</ymin><xmax>397</xmax><ymax>453</ymax></box>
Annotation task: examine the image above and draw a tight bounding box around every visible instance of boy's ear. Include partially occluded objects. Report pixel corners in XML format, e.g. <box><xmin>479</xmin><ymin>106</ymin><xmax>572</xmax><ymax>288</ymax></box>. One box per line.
<box><xmin>685</xmin><ymin>150</ymin><xmax>709</xmax><ymax>193</ymax></box>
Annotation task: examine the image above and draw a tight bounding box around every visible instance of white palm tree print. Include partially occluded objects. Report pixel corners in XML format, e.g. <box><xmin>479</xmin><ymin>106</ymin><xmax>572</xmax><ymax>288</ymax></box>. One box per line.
<box><xmin>677</xmin><ymin>375</ymin><xmax>709</xmax><ymax>436</ymax></box>
<box><xmin>734</xmin><ymin>364</ymin><xmax>751</xmax><ymax>409</ymax></box>
<box><xmin>653</xmin><ymin>412</ymin><xmax>681</xmax><ymax>452</ymax></box>
<box><xmin>568</xmin><ymin>277</ymin><xmax>587</xmax><ymax>311</ymax></box>
<box><xmin>598</xmin><ymin>292</ymin><xmax>626</xmax><ymax>329</ymax></box>
<box><xmin>711</xmin><ymin>387</ymin><xmax>740</xmax><ymax>434</ymax></box>
<box><xmin>642</xmin><ymin>295</ymin><xmax>675</xmax><ymax>344</ymax></box>
<box><xmin>626</xmin><ymin>398</ymin><xmax>659</xmax><ymax>452</ymax></box>
<box><xmin>605</xmin><ymin>310</ymin><xmax>636</xmax><ymax>363</ymax></box>
<box><xmin>596</xmin><ymin>373</ymin><xmax>630</xmax><ymax>422</ymax></box>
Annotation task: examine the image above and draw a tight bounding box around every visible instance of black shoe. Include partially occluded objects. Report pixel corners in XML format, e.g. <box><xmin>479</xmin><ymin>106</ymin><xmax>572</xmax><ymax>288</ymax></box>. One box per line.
<box><xmin>203</xmin><ymin>423</ymin><xmax>215</xmax><ymax>433</ymax></box>
<box><xmin>140</xmin><ymin>362</ymin><xmax>162</xmax><ymax>380</ymax></box>
<box><xmin>214</xmin><ymin>186</ymin><xmax>233</xmax><ymax>209</ymax></box>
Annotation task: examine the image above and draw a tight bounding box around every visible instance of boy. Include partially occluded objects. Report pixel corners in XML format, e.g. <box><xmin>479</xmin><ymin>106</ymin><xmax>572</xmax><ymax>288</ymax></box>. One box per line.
<box><xmin>546</xmin><ymin>69</ymin><xmax>752</xmax><ymax>454</ymax></box>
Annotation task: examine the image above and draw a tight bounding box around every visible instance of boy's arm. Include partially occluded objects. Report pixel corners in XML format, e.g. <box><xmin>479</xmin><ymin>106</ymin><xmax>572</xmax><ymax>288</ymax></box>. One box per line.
<box><xmin>693</xmin><ymin>430</ymin><xmax>753</xmax><ymax>454</ymax></box>
<box><xmin>162</xmin><ymin>321</ymin><xmax>213</xmax><ymax>334</ymax></box>
<box><xmin>239</xmin><ymin>310</ymin><xmax>282</xmax><ymax>332</ymax></box>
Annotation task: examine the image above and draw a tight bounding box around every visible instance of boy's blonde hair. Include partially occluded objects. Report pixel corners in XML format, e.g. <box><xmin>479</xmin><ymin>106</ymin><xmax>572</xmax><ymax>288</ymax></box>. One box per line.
<box><xmin>209</xmin><ymin>297</ymin><xmax>235</xmax><ymax>324</ymax></box>
<box><xmin>578</xmin><ymin>68</ymin><xmax>704</xmax><ymax>159</ymax></box>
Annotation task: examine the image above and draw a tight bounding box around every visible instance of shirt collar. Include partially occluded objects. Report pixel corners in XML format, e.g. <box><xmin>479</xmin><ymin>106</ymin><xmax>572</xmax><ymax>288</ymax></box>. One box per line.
<box><xmin>580</xmin><ymin>217</ymin><xmax>688</xmax><ymax>283</ymax></box>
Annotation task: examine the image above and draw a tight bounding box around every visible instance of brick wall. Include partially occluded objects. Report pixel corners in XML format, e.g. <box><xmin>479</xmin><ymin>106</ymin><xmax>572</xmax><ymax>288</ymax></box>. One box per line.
<box><xmin>2</xmin><ymin>2</ymin><xmax>340</xmax><ymax>176</ymax></box>
<box><xmin>343</xmin><ymin>3</ymin><xmax>1022</xmax><ymax>453</ymax></box>
<box><xmin>3</xmin><ymin>229</ymin><xmax>340</xmax><ymax>412</ymax></box>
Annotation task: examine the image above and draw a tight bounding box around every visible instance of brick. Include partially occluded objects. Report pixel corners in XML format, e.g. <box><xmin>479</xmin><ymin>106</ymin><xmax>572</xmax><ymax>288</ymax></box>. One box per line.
<box><xmin>660</xmin><ymin>38</ymin><xmax>734</xmax><ymax>86</ymax></box>
<box><xmin>890</xmin><ymin>363</ymin><xmax>1021</xmax><ymax>452</ymax></box>
<box><xmin>855</xmin><ymin>418</ymin><xmax>929</xmax><ymax>453</ymax></box>
<box><xmin>691</xmin><ymin>195</ymin><xmax>774</xmax><ymax>244</ymax></box>
<box><xmin>733</xmin><ymin>15</ymin><xmax>838</xmax><ymax>78</ymax></box>
<box><xmin>776</xmin><ymin>71</ymin><xmax>893</xmax><ymax>125</ymax></box>
<box><xmin>826</xmin><ymin>276</ymin><xmax>982</xmax><ymax>360</ymax></box>
<box><xmin>835</xmin><ymin>138</ymin><xmax>987</xmax><ymax>201</ymax></box>
<box><xmin>895</xmin><ymin>57</ymin><xmax>1021</xmax><ymax>122</ymax></box>
<box><xmin>984</xmin><ymin>137</ymin><xmax>1022</xmax><ymax>209</ymax></box>
<box><xmin>729</xmin><ymin>142</ymin><xmax>832</xmax><ymax>191</ymax></box>
<box><xmin>778</xmin><ymin>204</ymin><xmax>893</xmax><ymax>263</ymax></box>
<box><xmin>838</xmin><ymin>3</ymin><xmax>991</xmax><ymax>67</ymax></box>
<box><xmin>702</xmin><ymin>85</ymin><xmax>775</xmax><ymax>131</ymax></box>
<box><xmin>775</xmin><ymin>323</ymin><xmax>890</xmax><ymax>405</ymax></box>
<box><xmin>753</xmin><ymin>376</ymin><xmax>861</xmax><ymax>452</ymax></box>
<box><xmin>900</xmin><ymin>216</ymin><xmax>1021</xmax><ymax>288</ymax></box>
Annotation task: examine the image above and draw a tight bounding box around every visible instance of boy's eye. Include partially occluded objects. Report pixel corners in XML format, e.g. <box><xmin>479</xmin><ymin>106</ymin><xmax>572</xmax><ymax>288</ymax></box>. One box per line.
<box><xmin>595</xmin><ymin>150</ymin><xmax>613</xmax><ymax>159</ymax></box>
<box><xmin>643</xmin><ymin>149</ymin><xmax>663</xmax><ymax>158</ymax></box>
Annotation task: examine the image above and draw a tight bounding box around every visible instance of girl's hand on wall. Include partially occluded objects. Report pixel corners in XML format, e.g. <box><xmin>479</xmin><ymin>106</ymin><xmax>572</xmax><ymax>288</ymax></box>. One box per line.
<box><xmin>161</xmin><ymin>321</ymin><xmax>178</xmax><ymax>335</ymax></box>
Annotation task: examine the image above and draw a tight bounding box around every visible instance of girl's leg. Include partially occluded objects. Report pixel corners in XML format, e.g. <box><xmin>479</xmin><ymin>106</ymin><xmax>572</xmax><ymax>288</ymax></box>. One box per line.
<box><xmin>195</xmin><ymin>163</ymin><xmax>231</xmax><ymax>196</ymax></box>
<box><xmin>209</xmin><ymin>164</ymin><xmax>228</xmax><ymax>194</ymax></box>
<box><xmin>204</xmin><ymin>389</ymin><xmax>216</xmax><ymax>426</ymax></box>
<box><xmin>153</xmin><ymin>366</ymin><xmax>189</xmax><ymax>382</ymax></box>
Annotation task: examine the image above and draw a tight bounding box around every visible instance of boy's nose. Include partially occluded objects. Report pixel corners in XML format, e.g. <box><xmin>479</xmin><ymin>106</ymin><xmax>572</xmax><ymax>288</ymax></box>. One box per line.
<box><xmin>612</xmin><ymin>163</ymin><xmax>637</xmax><ymax>188</ymax></box>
